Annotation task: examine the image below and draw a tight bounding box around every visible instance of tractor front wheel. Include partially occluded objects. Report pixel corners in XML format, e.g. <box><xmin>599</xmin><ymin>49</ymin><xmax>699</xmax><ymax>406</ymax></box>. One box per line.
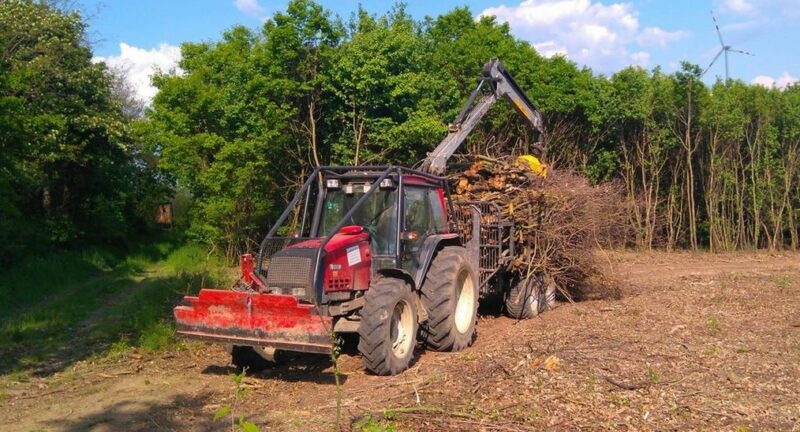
<box><xmin>358</xmin><ymin>277</ymin><xmax>418</xmax><ymax>375</ymax></box>
<box><xmin>230</xmin><ymin>346</ymin><xmax>284</xmax><ymax>372</ymax></box>
<box><xmin>420</xmin><ymin>246</ymin><xmax>479</xmax><ymax>351</ymax></box>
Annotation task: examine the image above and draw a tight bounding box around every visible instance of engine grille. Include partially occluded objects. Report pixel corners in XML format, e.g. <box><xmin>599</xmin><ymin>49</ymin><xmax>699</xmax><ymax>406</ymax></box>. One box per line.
<box><xmin>266</xmin><ymin>255</ymin><xmax>313</xmax><ymax>300</ymax></box>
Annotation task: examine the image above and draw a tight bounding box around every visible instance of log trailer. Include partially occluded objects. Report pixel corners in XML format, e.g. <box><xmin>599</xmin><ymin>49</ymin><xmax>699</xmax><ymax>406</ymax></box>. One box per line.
<box><xmin>174</xmin><ymin>59</ymin><xmax>550</xmax><ymax>375</ymax></box>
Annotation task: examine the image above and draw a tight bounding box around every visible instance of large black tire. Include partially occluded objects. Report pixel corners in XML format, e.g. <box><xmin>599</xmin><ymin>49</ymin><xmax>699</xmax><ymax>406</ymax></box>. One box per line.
<box><xmin>420</xmin><ymin>246</ymin><xmax>479</xmax><ymax>351</ymax></box>
<box><xmin>358</xmin><ymin>278</ymin><xmax>418</xmax><ymax>375</ymax></box>
<box><xmin>230</xmin><ymin>346</ymin><xmax>283</xmax><ymax>372</ymax></box>
<box><xmin>505</xmin><ymin>273</ymin><xmax>553</xmax><ymax>319</ymax></box>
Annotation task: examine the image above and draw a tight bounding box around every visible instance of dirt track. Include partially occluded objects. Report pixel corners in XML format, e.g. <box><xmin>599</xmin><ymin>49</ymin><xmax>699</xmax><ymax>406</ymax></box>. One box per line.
<box><xmin>1</xmin><ymin>251</ymin><xmax>799</xmax><ymax>431</ymax></box>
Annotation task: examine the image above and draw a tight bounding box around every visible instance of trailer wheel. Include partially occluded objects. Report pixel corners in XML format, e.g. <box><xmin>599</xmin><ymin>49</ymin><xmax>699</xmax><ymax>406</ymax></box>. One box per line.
<box><xmin>230</xmin><ymin>346</ymin><xmax>284</xmax><ymax>372</ymax></box>
<box><xmin>420</xmin><ymin>246</ymin><xmax>479</xmax><ymax>352</ymax></box>
<box><xmin>506</xmin><ymin>274</ymin><xmax>548</xmax><ymax>319</ymax></box>
<box><xmin>358</xmin><ymin>278</ymin><xmax>418</xmax><ymax>375</ymax></box>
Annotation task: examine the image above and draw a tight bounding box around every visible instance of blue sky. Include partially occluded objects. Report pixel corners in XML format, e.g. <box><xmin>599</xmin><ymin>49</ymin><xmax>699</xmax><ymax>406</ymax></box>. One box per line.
<box><xmin>85</xmin><ymin>0</ymin><xmax>799</xmax><ymax>102</ymax></box>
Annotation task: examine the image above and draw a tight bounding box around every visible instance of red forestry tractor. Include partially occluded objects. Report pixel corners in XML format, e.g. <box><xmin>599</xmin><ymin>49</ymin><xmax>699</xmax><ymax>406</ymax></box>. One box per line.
<box><xmin>174</xmin><ymin>60</ymin><xmax>549</xmax><ymax>375</ymax></box>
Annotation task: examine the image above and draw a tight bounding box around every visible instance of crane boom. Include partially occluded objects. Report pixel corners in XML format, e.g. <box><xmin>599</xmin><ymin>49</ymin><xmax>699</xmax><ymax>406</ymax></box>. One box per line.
<box><xmin>420</xmin><ymin>59</ymin><xmax>544</xmax><ymax>175</ymax></box>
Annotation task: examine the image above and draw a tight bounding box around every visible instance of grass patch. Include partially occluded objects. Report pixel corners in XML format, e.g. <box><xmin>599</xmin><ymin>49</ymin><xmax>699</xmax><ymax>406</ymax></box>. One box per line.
<box><xmin>137</xmin><ymin>321</ymin><xmax>175</xmax><ymax>352</ymax></box>
<box><xmin>0</xmin><ymin>235</ymin><xmax>234</xmax><ymax>374</ymax></box>
<box><xmin>356</xmin><ymin>416</ymin><xmax>398</xmax><ymax>432</ymax></box>
<box><xmin>646</xmin><ymin>367</ymin><xmax>660</xmax><ymax>384</ymax></box>
<box><xmin>106</xmin><ymin>341</ymin><xmax>130</xmax><ymax>361</ymax></box>
<box><xmin>706</xmin><ymin>315</ymin><xmax>720</xmax><ymax>334</ymax></box>
<box><xmin>6</xmin><ymin>370</ymin><xmax>30</xmax><ymax>383</ymax></box>
<box><xmin>775</xmin><ymin>275</ymin><xmax>794</xmax><ymax>290</ymax></box>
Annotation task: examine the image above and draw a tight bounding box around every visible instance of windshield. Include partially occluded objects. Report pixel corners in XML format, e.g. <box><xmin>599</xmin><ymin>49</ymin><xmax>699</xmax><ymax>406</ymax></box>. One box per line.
<box><xmin>319</xmin><ymin>186</ymin><xmax>398</xmax><ymax>255</ymax></box>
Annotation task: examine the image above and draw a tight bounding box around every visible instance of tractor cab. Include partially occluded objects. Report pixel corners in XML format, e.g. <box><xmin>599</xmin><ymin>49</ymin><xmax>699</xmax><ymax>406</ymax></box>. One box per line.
<box><xmin>253</xmin><ymin>166</ymin><xmax>453</xmax><ymax>304</ymax></box>
<box><xmin>316</xmin><ymin>169</ymin><xmax>449</xmax><ymax>278</ymax></box>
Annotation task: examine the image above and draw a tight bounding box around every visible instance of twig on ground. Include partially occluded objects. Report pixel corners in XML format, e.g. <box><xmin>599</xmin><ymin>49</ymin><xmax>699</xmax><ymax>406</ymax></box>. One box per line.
<box><xmin>605</xmin><ymin>376</ymin><xmax>651</xmax><ymax>390</ymax></box>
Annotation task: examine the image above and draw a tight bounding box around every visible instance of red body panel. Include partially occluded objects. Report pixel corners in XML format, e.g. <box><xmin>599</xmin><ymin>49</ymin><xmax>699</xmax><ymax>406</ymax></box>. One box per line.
<box><xmin>403</xmin><ymin>174</ymin><xmax>440</xmax><ymax>187</ymax></box>
<box><xmin>287</xmin><ymin>229</ymin><xmax>373</xmax><ymax>293</ymax></box>
<box><xmin>323</xmin><ymin>238</ymin><xmax>371</xmax><ymax>292</ymax></box>
<box><xmin>174</xmin><ymin>289</ymin><xmax>332</xmax><ymax>353</ymax></box>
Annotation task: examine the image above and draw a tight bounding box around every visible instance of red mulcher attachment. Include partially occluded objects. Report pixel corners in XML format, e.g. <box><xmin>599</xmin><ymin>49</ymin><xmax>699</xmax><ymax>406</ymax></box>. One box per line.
<box><xmin>173</xmin><ymin>255</ymin><xmax>332</xmax><ymax>354</ymax></box>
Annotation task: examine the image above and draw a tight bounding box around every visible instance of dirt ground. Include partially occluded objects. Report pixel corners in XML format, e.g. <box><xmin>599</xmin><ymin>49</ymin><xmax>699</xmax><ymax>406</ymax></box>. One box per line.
<box><xmin>1</xmin><ymin>251</ymin><xmax>799</xmax><ymax>431</ymax></box>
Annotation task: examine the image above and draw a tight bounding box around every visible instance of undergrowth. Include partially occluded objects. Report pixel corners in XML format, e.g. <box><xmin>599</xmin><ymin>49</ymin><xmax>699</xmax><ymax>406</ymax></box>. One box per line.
<box><xmin>0</xmin><ymin>233</ymin><xmax>234</xmax><ymax>374</ymax></box>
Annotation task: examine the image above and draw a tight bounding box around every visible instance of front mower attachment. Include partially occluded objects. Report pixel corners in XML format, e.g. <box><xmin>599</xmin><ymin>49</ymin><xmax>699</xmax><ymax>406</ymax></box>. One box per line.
<box><xmin>174</xmin><ymin>289</ymin><xmax>332</xmax><ymax>354</ymax></box>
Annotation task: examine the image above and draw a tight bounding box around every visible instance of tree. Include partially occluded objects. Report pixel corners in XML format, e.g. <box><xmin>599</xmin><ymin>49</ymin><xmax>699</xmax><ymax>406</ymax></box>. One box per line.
<box><xmin>0</xmin><ymin>1</ymin><xmax>152</xmax><ymax>264</ymax></box>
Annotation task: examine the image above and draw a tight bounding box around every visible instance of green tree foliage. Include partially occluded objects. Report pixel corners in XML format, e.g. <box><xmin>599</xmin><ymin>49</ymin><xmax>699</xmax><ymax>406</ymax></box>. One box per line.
<box><xmin>145</xmin><ymin>0</ymin><xmax>800</xmax><ymax>255</ymax></box>
<box><xmin>5</xmin><ymin>0</ymin><xmax>798</xmax><ymax>260</ymax></box>
<box><xmin>0</xmin><ymin>1</ymin><xmax>164</xmax><ymax>265</ymax></box>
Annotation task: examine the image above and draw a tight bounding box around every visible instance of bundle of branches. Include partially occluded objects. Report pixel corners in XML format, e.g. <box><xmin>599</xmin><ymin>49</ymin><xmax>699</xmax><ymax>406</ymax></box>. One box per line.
<box><xmin>451</xmin><ymin>156</ymin><xmax>628</xmax><ymax>300</ymax></box>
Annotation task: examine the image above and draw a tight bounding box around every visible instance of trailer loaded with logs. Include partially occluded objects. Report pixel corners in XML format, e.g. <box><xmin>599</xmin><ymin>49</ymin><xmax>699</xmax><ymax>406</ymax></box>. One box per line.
<box><xmin>174</xmin><ymin>59</ymin><xmax>570</xmax><ymax>375</ymax></box>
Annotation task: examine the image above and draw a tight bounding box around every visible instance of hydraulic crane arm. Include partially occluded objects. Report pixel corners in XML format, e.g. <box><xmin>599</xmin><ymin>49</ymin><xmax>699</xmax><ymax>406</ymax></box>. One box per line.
<box><xmin>420</xmin><ymin>59</ymin><xmax>544</xmax><ymax>175</ymax></box>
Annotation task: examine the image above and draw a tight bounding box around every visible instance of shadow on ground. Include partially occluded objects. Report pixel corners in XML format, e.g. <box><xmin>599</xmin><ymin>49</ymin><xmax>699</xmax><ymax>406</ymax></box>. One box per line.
<box><xmin>202</xmin><ymin>351</ymin><xmax>351</xmax><ymax>385</ymax></box>
<box><xmin>44</xmin><ymin>390</ymin><xmax>220</xmax><ymax>432</ymax></box>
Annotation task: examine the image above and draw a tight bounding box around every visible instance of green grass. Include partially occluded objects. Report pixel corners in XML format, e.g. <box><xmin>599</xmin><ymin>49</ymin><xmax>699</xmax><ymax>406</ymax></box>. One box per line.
<box><xmin>356</xmin><ymin>416</ymin><xmax>398</xmax><ymax>432</ymax></box>
<box><xmin>775</xmin><ymin>275</ymin><xmax>794</xmax><ymax>290</ymax></box>
<box><xmin>0</xmin><ymin>235</ymin><xmax>234</xmax><ymax>374</ymax></box>
<box><xmin>706</xmin><ymin>314</ymin><xmax>721</xmax><ymax>334</ymax></box>
<box><xmin>646</xmin><ymin>367</ymin><xmax>660</xmax><ymax>384</ymax></box>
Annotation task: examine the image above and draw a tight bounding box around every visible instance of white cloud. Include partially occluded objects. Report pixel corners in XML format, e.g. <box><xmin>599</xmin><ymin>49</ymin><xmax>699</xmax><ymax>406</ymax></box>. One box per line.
<box><xmin>751</xmin><ymin>72</ymin><xmax>798</xmax><ymax>89</ymax></box>
<box><xmin>636</xmin><ymin>27</ymin><xmax>689</xmax><ymax>48</ymax></box>
<box><xmin>93</xmin><ymin>43</ymin><xmax>182</xmax><ymax>103</ymax></box>
<box><xmin>234</xmin><ymin>0</ymin><xmax>266</xmax><ymax>18</ymax></box>
<box><xmin>631</xmin><ymin>51</ymin><xmax>650</xmax><ymax>67</ymax></box>
<box><xmin>478</xmin><ymin>0</ymin><xmax>685</xmax><ymax>73</ymax></box>
<box><xmin>720</xmin><ymin>0</ymin><xmax>755</xmax><ymax>15</ymax></box>
<box><xmin>533</xmin><ymin>40</ymin><xmax>568</xmax><ymax>57</ymax></box>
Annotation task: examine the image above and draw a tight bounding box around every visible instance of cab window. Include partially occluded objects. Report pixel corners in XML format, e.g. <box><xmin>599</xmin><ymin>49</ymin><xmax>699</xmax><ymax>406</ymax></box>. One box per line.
<box><xmin>402</xmin><ymin>186</ymin><xmax>434</xmax><ymax>274</ymax></box>
<box><xmin>428</xmin><ymin>189</ymin><xmax>446</xmax><ymax>233</ymax></box>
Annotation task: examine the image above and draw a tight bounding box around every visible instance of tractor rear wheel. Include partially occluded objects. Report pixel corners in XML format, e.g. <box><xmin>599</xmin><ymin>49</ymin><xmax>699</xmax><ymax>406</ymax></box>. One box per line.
<box><xmin>505</xmin><ymin>273</ymin><xmax>551</xmax><ymax>319</ymax></box>
<box><xmin>230</xmin><ymin>346</ymin><xmax>283</xmax><ymax>372</ymax></box>
<box><xmin>358</xmin><ymin>277</ymin><xmax>418</xmax><ymax>375</ymax></box>
<box><xmin>420</xmin><ymin>246</ymin><xmax>479</xmax><ymax>351</ymax></box>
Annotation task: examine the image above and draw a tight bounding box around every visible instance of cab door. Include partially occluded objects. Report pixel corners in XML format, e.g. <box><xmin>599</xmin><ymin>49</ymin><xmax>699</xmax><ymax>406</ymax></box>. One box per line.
<box><xmin>400</xmin><ymin>185</ymin><xmax>446</xmax><ymax>276</ymax></box>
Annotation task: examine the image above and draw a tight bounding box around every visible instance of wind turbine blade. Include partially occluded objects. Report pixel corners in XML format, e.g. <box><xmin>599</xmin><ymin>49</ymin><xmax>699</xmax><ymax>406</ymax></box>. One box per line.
<box><xmin>729</xmin><ymin>48</ymin><xmax>754</xmax><ymax>56</ymax></box>
<box><xmin>702</xmin><ymin>48</ymin><xmax>725</xmax><ymax>77</ymax></box>
<box><xmin>711</xmin><ymin>11</ymin><xmax>725</xmax><ymax>47</ymax></box>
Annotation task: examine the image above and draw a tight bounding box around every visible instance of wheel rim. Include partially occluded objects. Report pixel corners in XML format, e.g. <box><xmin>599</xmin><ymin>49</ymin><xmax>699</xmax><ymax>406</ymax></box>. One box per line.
<box><xmin>524</xmin><ymin>278</ymin><xmax>540</xmax><ymax>311</ymax></box>
<box><xmin>390</xmin><ymin>299</ymin><xmax>414</xmax><ymax>358</ymax></box>
<box><xmin>454</xmin><ymin>269</ymin><xmax>476</xmax><ymax>333</ymax></box>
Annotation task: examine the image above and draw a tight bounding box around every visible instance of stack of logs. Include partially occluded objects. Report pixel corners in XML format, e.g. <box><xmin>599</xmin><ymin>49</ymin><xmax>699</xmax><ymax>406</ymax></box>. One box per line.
<box><xmin>450</xmin><ymin>156</ymin><xmax>626</xmax><ymax>300</ymax></box>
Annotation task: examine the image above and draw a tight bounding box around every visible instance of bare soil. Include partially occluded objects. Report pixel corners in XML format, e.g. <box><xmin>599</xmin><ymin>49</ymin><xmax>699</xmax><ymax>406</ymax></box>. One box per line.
<box><xmin>2</xmin><ymin>251</ymin><xmax>799</xmax><ymax>431</ymax></box>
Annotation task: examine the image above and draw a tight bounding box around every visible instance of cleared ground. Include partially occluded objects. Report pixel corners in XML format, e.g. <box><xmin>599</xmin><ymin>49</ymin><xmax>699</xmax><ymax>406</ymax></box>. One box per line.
<box><xmin>1</xmin><ymin>251</ymin><xmax>799</xmax><ymax>431</ymax></box>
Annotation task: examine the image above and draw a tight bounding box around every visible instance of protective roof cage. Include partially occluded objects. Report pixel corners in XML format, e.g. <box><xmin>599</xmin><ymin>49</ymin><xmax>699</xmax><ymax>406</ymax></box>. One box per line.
<box><xmin>255</xmin><ymin>165</ymin><xmax>448</xmax><ymax>290</ymax></box>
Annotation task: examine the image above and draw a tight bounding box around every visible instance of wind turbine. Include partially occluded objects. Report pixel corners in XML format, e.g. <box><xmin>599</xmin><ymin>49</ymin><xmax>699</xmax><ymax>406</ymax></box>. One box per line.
<box><xmin>702</xmin><ymin>11</ymin><xmax>754</xmax><ymax>81</ymax></box>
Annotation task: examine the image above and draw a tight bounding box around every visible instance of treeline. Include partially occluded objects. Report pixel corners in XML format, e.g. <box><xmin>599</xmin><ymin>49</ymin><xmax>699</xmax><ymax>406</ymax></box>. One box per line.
<box><xmin>147</xmin><ymin>0</ymin><xmax>799</xmax><ymax>254</ymax></box>
<box><xmin>0</xmin><ymin>1</ymin><xmax>166</xmax><ymax>265</ymax></box>
<box><xmin>2</xmin><ymin>1</ymin><xmax>798</xmax><ymax>265</ymax></box>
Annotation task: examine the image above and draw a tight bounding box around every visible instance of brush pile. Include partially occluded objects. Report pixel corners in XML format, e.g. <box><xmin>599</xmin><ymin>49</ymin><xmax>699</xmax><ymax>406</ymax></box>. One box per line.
<box><xmin>450</xmin><ymin>156</ymin><xmax>627</xmax><ymax>300</ymax></box>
